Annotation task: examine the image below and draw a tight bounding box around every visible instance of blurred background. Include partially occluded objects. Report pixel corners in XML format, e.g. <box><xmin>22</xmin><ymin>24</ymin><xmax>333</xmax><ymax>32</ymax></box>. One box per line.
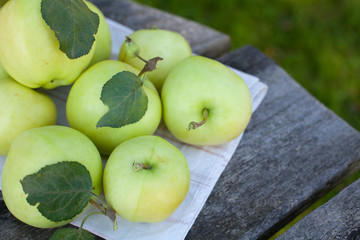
<box><xmin>133</xmin><ymin>0</ymin><xmax>360</xmax><ymax>132</ymax></box>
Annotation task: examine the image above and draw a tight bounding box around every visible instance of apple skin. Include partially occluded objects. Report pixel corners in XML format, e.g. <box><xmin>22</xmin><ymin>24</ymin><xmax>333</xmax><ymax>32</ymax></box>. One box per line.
<box><xmin>161</xmin><ymin>55</ymin><xmax>252</xmax><ymax>145</ymax></box>
<box><xmin>0</xmin><ymin>0</ymin><xmax>96</xmax><ymax>89</ymax></box>
<box><xmin>119</xmin><ymin>29</ymin><xmax>192</xmax><ymax>92</ymax></box>
<box><xmin>87</xmin><ymin>1</ymin><xmax>112</xmax><ymax>66</ymax></box>
<box><xmin>0</xmin><ymin>77</ymin><xmax>57</xmax><ymax>156</ymax></box>
<box><xmin>103</xmin><ymin>135</ymin><xmax>190</xmax><ymax>223</ymax></box>
<box><xmin>1</xmin><ymin>125</ymin><xmax>103</xmax><ymax>228</ymax></box>
<box><xmin>66</xmin><ymin>60</ymin><xmax>162</xmax><ymax>155</ymax></box>
<box><xmin>0</xmin><ymin>62</ymin><xmax>9</xmax><ymax>79</ymax></box>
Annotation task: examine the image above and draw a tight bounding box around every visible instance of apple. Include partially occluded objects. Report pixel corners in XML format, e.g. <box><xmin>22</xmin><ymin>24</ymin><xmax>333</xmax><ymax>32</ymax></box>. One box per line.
<box><xmin>66</xmin><ymin>60</ymin><xmax>162</xmax><ymax>155</ymax></box>
<box><xmin>87</xmin><ymin>1</ymin><xmax>112</xmax><ymax>66</ymax></box>
<box><xmin>119</xmin><ymin>28</ymin><xmax>192</xmax><ymax>92</ymax></box>
<box><xmin>0</xmin><ymin>62</ymin><xmax>9</xmax><ymax>79</ymax></box>
<box><xmin>0</xmin><ymin>76</ymin><xmax>57</xmax><ymax>156</ymax></box>
<box><xmin>161</xmin><ymin>55</ymin><xmax>252</xmax><ymax>145</ymax></box>
<box><xmin>103</xmin><ymin>135</ymin><xmax>190</xmax><ymax>222</ymax></box>
<box><xmin>0</xmin><ymin>0</ymin><xmax>96</xmax><ymax>89</ymax></box>
<box><xmin>1</xmin><ymin>125</ymin><xmax>103</xmax><ymax>228</ymax></box>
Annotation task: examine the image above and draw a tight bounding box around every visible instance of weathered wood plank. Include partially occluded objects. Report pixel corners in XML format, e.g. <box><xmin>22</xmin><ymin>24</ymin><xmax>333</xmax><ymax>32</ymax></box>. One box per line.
<box><xmin>277</xmin><ymin>178</ymin><xmax>360</xmax><ymax>239</ymax></box>
<box><xmin>88</xmin><ymin>0</ymin><xmax>231</xmax><ymax>58</ymax></box>
<box><xmin>184</xmin><ymin>46</ymin><xmax>360</xmax><ymax>239</ymax></box>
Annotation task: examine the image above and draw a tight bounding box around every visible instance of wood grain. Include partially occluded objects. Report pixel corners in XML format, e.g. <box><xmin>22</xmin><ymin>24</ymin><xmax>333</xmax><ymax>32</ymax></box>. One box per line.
<box><xmin>184</xmin><ymin>46</ymin><xmax>360</xmax><ymax>239</ymax></box>
<box><xmin>88</xmin><ymin>0</ymin><xmax>231</xmax><ymax>58</ymax></box>
<box><xmin>277</xmin><ymin>178</ymin><xmax>360</xmax><ymax>239</ymax></box>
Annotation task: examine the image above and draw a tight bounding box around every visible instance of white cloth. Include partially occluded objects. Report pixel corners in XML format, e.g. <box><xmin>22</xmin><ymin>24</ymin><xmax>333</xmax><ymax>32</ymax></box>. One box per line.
<box><xmin>0</xmin><ymin>18</ymin><xmax>268</xmax><ymax>240</ymax></box>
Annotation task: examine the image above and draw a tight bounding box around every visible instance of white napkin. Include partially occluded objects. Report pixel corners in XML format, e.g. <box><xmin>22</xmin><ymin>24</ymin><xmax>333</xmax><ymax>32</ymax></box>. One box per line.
<box><xmin>0</xmin><ymin>18</ymin><xmax>268</xmax><ymax>240</ymax></box>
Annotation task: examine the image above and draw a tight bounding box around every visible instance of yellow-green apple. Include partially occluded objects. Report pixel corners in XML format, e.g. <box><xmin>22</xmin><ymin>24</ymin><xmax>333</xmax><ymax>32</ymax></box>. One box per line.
<box><xmin>66</xmin><ymin>60</ymin><xmax>162</xmax><ymax>155</ymax></box>
<box><xmin>1</xmin><ymin>125</ymin><xmax>103</xmax><ymax>228</ymax></box>
<box><xmin>161</xmin><ymin>55</ymin><xmax>252</xmax><ymax>145</ymax></box>
<box><xmin>87</xmin><ymin>1</ymin><xmax>112</xmax><ymax>66</ymax></box>
<box><xmin>118</xmin><ymin>28</ymin><xmax>192</xmax><ymax>92</ymax></box>
<box><xmin>103</xmin><ymin>135</ymin><xmax>190</xmax><ymax>222</ymax></box>
<box><xmin>0</xmin><ymin>77</ymin><xmax>57</xmax><ymax>155</ymax></box>
<box><xmin>0</xmin><ymin>0</ymin><xmax>96</xmax><ymax>89</ymax></box>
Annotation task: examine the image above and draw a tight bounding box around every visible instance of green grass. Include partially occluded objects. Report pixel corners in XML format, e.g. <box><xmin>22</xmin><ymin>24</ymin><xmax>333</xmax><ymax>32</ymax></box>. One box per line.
<box><xmin>133</xmin><ymin>0</ymin><xmax>360</xmax><ymax>132</ymax></box>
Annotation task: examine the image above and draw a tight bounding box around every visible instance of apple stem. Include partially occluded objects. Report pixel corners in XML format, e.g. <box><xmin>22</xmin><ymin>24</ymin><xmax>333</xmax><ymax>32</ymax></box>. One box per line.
<box><xmin>79</xmin><ymin>211</ymin><xmax>103</xmax><ymax>230</ymax></box>
<box><xmin>136</xmin><ymin>53</ymin><xmax>148</xmax><ymax>64</ymax></box>
<box><xmin>89</xmin><ymin>195</ymin><xmax>118</xmax><ymax>230</ymax></box>
<box><xmin>133</xmin><ymin>161</ymin><xmax>152</xmax><ymax>171</ymax></box>
<box><xmin>187</xmin><ymin>108</ymin><xmax>209</xmax><ymax>131</ymax></box>
<box><xmin>137</xmin><ymin>56</ymin><xmax>163</xmax><ymax>78</ymax></box>
<box><xmin>125</xmin><ymin>36</ymin><xmax>163</xmax><ymax>79</ymax></box>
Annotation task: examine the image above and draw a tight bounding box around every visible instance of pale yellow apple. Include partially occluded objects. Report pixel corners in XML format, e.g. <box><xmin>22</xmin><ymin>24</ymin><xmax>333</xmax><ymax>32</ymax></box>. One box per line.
<box><xmin>119</xmin><ymin>29</ymin><xmax>192</xmax><ymax>92</ymax></box>
<box><xmin>0</xmin><ymin>0</ymin><xmax>96</xmax><ymax>89</ymax></box>
<box><xmin>0</xmin><ymin>77</ymin><xmax>57</xmax><ymax>156</ymax></box>
<box><xmin>104</xmin><ymin>135</ymin><xmax>190</xmax><ymax>222</ymax></box>
<box><xmin>66</xmin><ymin>60</ymin><xmax>162</xmax><ymax>155</ymax></box>
<box><xmin>1</xmin><ymin>125</ymin><xmax>103</xmax><ymax>228</ymax></box>
<box><xmin>162</xmin><ymin>56</ymin><xmax>252</xmax><ymax>145</ymax></box>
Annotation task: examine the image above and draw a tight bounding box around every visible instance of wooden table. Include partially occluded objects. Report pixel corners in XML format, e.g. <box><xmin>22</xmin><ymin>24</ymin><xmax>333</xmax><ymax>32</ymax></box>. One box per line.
<box><xmin>1</xmin><ymin>0</ymin><xmax>360</xmax><ymax>239</ymax></box>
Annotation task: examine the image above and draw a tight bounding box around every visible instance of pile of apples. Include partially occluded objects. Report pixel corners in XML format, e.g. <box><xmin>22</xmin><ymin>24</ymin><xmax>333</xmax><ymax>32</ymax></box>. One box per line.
<box><xmin>0</xmin><ymin>0</ymin><xmax>252</xmax><ymax>231</ymax></box>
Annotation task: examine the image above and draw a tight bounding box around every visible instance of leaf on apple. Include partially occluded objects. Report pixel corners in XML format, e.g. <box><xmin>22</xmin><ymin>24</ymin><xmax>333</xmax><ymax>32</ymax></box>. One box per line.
<box><xmin>41</xmin><ymin>0</ymin><xmax>99</xmax><ymax>59</ymax></box>
<box><xmin>21</xmin><ymin>161</ymin><xmax>93</xmax><ymax>222</ymax></box>
<box><xmin>50</xmin><ymin>227</ymin><xmax>95</xmax><ymax>240</ymax></box>
<box><xmin>97</xmin><ymin>71</ymin><xmax>148</xmax><ymax>128</ymax></box>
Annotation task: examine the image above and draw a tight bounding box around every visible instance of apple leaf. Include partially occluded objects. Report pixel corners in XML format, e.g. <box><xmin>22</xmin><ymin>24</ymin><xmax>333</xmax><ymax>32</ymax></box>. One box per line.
<box><xmin>97</xmin><ymin>71</ymin><xmax>148</xmax><ymax>128</ymax></box>
<box><xmin>21</xmin><ymin>161</ymin><xmax>93</xmax><ymax>222</ymax></box>
<box><xmin>41</xmin><ymin>0</ymin><xmax>99</xmax><ymax>59</ymax></box>
<box><xmin>50</xmin><ymin>228</ymin><xmax>95</xmax><ymax>240</ymax></box>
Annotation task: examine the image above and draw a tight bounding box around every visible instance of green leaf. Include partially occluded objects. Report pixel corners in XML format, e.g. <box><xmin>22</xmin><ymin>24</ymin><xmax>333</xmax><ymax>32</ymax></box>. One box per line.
<box><xmin>21</xmin><ymin>161</ymin><xmax>93</xmax><ymax>222</ymax></box>
<box><xmin>50</xmin><ymin>228</ymin><xmax>95</xmax><ymax>240</ymax></box>
<box><xmin>97</xmin><ymin>71</ymin><xmax>148</xmax><ymax>128</ymax></box>
<box><xmin>41</xmin><ymin>0</ymin><xmax>99</xmax><ymax>59</ymax></box>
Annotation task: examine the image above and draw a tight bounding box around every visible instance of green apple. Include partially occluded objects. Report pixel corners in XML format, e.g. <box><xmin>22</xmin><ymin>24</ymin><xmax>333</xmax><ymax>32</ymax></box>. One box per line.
<box><xmin>0</xmin><ymin>62</ymin><xmax>9</xmax><ymax>79</ymax></box>
<box><xmin>103</xmin><ymin>135</ymin><xmax>190</xmax><ymax>222</ymax></box>
<box><xmin>66</xmin><ymin>60</ymin><xmax>162</xmax><ymax>155</ymax></box>
<box><xmin>0</xmin><ymin>0</ymin><xmax>96</xmax><ymax>89</ymax></box>
<box><xmin>119</xmin><ymin>28</ymin><xmax>192</xmax><ymax>92</ymax></box>
<box><xmin>0</xmin><ymin>76</ymin><xmax>57</xmax><ymax>156</ymax></box>
<box><xmin>87</xmin><ymin>1</ymin><xmax>112</xmax><ymax>66</ymax></box>
<box><xmin>1</xmin><ymin>125</ymin><xmax>103</xmax><ymax>228</ymax></box>
<box><xmin>161</xmin><ymin>55</ymin><xmax>252</xmax><ymax>145</ymax></box>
